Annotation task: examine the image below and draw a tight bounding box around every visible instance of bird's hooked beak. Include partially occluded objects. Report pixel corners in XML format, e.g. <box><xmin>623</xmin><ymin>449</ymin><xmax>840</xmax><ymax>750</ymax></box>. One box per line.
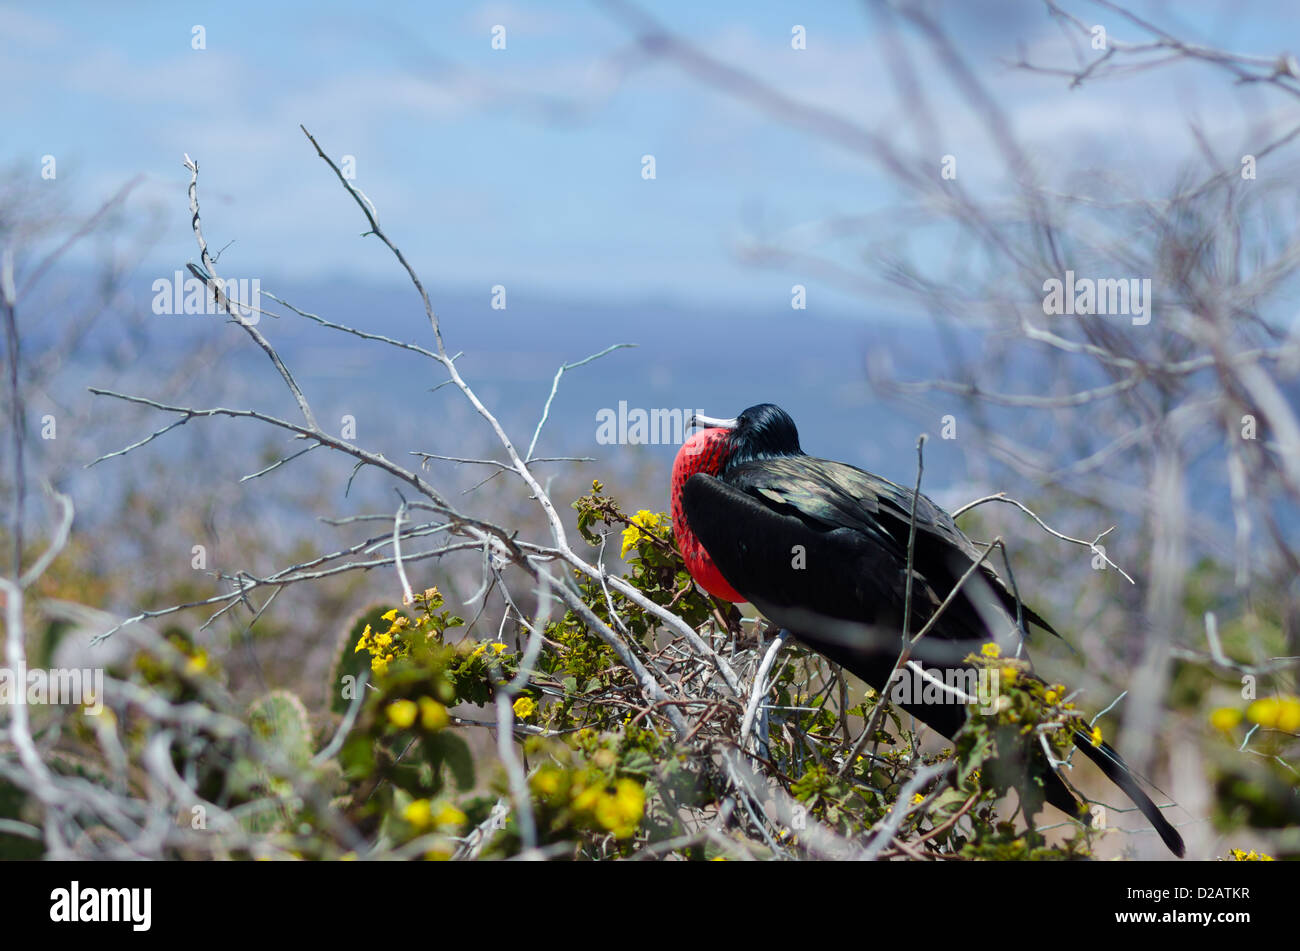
<box><xmin>689</xmin><ymin>413</ymin><xmax>738</xmax><ymax>432</ymax></box>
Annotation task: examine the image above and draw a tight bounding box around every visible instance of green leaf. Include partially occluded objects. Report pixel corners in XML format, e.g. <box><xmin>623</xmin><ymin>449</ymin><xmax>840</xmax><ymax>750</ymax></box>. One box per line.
<box><xmin>248</xmin><ymin>690</ymin><xmax>314</xmax><ymax>769</ymax></box>
<box><xmin>437</xmin><ymin>732</ymin><xmax>476</xmax><ymax>791</ymax></box>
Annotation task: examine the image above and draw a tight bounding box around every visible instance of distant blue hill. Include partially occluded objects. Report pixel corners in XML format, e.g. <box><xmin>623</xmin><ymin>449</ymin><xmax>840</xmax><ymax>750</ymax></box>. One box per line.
<box><xmin>26</xmin><ymin>268</ymin><xmax>1286</xmax><ymax>564</ymax></box>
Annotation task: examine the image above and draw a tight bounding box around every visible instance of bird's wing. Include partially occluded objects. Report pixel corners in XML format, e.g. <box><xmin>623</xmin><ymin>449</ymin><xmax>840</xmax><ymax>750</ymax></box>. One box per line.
<box><xmin>683</xmin><ymin>469</ymin><xmax>991</xmax><ymax>648</ymax></box>
<box><xmin>681</xmin><ymin>469</ymin><xmax>1009</xmax><ymax>745</ymax></box>
<box><xmin>720</xmin><ymin>456</ymin><xmax>1061</xmax><ymax>639</ymax></box>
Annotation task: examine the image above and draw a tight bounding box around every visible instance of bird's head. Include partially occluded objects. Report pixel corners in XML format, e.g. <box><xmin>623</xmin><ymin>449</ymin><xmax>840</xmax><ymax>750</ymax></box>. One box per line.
<box><xmin>669</xmin><ymin>403</ymin><xmax>801</xmax><ymax>604</ymax></box>
<box><xmin>688</xmin><ymin>403</ymin><xmax>802</xmax><ymax>473</ymax></box>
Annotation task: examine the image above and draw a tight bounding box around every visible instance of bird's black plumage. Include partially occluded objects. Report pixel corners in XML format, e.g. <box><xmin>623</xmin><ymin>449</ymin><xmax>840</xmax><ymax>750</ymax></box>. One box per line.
<box><xmin>680</xmin><ymin>403</ymin><xmax>1184</xmax><ymax>856</ymax></box>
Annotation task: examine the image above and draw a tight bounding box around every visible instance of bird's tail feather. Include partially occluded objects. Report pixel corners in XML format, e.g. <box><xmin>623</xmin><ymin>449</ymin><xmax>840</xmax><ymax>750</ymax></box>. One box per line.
<box><xmin>1064</xmin><ymin>732</ymin><xmax>1185</xmax><ymax>857</ymax></box>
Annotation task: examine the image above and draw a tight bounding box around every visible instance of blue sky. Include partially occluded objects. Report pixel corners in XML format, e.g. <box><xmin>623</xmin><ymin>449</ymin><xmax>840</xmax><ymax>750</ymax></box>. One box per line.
<box><xmin>4</xmin><ymin>1</ymin><xmax>1296</xmax><ymax>314</ymax></box>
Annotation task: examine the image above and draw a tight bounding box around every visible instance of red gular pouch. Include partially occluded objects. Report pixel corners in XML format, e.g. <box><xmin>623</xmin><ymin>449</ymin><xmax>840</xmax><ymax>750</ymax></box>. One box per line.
<box><xmin>670</xmin><ymin>427</ymin><xmax>746</xmax><ymax>604</ymax></box>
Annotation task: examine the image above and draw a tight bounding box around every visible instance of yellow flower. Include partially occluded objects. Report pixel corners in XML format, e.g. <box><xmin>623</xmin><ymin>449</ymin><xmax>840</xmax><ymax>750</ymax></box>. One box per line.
<box><xmin>1254</xmin><ymin>695</ymin><xmax>1300</xmax><ymax>732</ymax></box>
<box><xmin>374</xmin><ymin>631</ymin><xmax>393</xmax><ymax>650</ymax></box>
<box><xmin>433</xmin><ymin>802</ymin><xmax>467</xmax><ymax>830</ymax></box>
<box><xmin>911</xmin><ymin>792</ymin><xmax>925</xmax><ymax>805</ymax></box>
<box><xmin>387</xmin><ymin>700</ymin><xmax>418</xmax><ymax>728</ymax></box>
<box><xmin>1209</xmin><ymin>707</ymin><xmax>1243</xmax><ymax>733</ymax></box>
<box><xmin>1044</xmin><ymin>688</ymin><xmax>1060</xmax><ymax>705</ymax></box>
<box><xmin>1244</xmin><ymin>695</ymin><xmax>1300</xmax><ymax>732</ymax></box>
<box><xmin>594</xmin><ymin>795</ymin><xmax>623</xmax><ymax>835</ymax></box>
<box><xmin>490</xmin><ymin>642</ymin><xmax>507</xmax><ymax>654</ymax></box>
<box><xmin>420</xmin><ymin>697</ymin><xmax>450</xmax><ymax>731</ymax></box>
<box><xmin>185</xmin><ymin>650</ymin><xmax>209</xmax><ymax>675</ymax></box>
<box><xmin>1088</xmin><ymin>725</ymin><xmax>1103</xmax><ymax>747</ymax></box>
<box><xmin>621</xmin><ymin>510</ymin><xmax>663</xmax><ymax>559</ymax></box>
<box><xmin>1000</xmin><ymin>665</ymin><xmax>1018</xmax><ymax>686</ymax></box>
<box><xmin>531</xmin><ymin>769</ymin><xmax>562</xmax><ymax>797</ymax></box>
<box><xmin>1246</xmin><ymin>697</ymin><xmax>1280</xmax><ymax>728</ymax></box>
<box><xmin>594</xmin><ymin>779</ymin><xmax>645</xmax><ymax>838</ymax></box>
<box><xmin>573</xmin><ymin>784</ymin><xmax>602</xmax><ymax>813</ymax></box>
<box><xmin>513</xmin><ymin>696</ymin><xmax>537</xmax><ymax>720</ymax></box>
<box><xmin>404</xmin><ymin>798</ymin><xmax>432</xmax><ymax>829</ymax></box>
<box><xmin>613</xmin><ymin>779</ymin><xmax>645</xmax><ymax>819</ymax></box>
<box><xmin>980</xmin><ymin>642</ymin><xmax>1001</xmax><ymax>659</ymax></box>
<box><xmin>354</xmin><ymin>624</ymin><xmax>372</xmax><ymax>653</ymax></box>
<box><xmin>382</xmin><ymin>608</ymin><xmax>401</xmax><ymax>622</ymax></box>
<box><xmin>1281</xmin><ymin>698</ymin><xmax>1300</xmax><ymax>733</ymax></box>
<box><xmin>1229</xmin><ymin>848</ymin><xmax>1274</xmax><ymax>861</ymax></box>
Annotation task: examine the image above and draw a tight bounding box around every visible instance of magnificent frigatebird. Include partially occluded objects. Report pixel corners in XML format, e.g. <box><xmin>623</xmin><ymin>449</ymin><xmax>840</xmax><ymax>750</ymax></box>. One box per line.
<box><xmin>671</xmin><ymin>402</ymin><xmax>1184</xmax><ymax>857</ymax></box>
